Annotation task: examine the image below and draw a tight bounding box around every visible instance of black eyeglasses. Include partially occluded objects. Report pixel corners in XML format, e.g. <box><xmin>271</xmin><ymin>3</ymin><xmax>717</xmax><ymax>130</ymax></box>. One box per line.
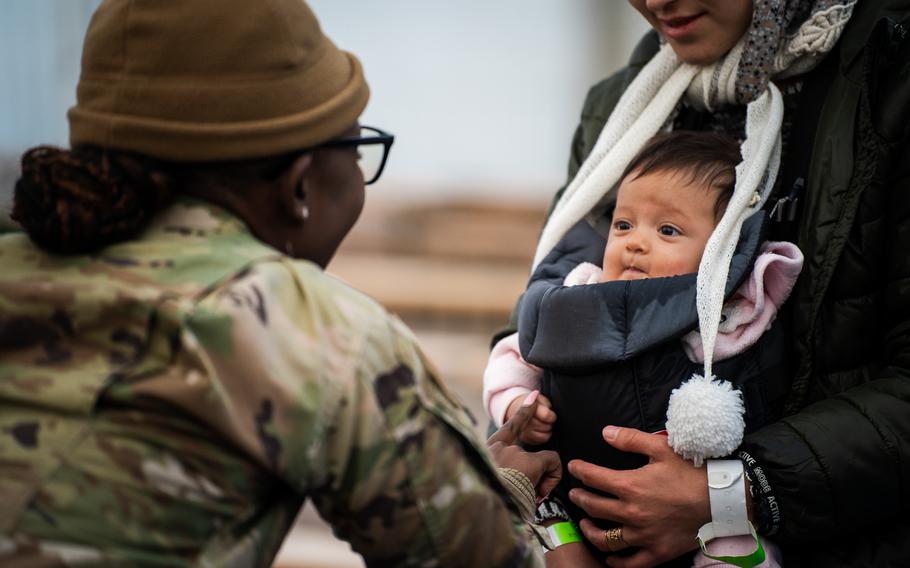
<box><xmin>319</xmin><ymin>125</ymin><xmax>395</xmax><ymax>185</ymax></box>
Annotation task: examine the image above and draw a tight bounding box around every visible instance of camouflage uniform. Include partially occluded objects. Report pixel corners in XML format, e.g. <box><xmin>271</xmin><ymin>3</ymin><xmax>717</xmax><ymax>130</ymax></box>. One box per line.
<box><xmin>0</xmin><ymin>199</ymin><xmax>543</xmax><ymax>567</ymax></box>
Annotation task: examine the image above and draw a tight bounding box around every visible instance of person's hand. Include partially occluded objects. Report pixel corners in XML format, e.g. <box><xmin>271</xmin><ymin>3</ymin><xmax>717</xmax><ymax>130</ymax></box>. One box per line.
<box><xmin>567</xmin><ymin>426</ymin><xmax>711</xmax><ymax>568</ymax></box>
<box><xmin>505</xmin><ymin>392</ymin><xmax>557</xmax><ymax>445</ymax></box>
<box><xmin>488</xmin><ymin>391</ymin><xmax>562</xmax><ymax>499</ymax></box>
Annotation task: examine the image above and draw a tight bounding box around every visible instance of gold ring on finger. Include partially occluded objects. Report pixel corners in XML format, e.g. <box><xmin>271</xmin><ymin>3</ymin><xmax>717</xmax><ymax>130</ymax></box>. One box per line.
<box><xmin>603</xmin><ymin>526</ymin><xmax>628</xmax><ymax>552</ymax></box>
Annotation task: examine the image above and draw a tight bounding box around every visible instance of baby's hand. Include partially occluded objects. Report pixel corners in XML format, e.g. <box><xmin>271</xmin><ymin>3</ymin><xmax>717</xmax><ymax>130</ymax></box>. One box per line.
<box><xmin>505</xmin><ymin>393</ymin><xmax>556</xmax><ymax>445</ymax></box>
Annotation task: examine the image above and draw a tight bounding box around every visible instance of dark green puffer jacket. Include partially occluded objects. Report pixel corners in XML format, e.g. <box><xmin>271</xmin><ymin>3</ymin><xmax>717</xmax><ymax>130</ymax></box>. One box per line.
<box><xmin>501</xmin><ymin>2</ymin><xmax>910</xmax><ymax>565</ymax></box>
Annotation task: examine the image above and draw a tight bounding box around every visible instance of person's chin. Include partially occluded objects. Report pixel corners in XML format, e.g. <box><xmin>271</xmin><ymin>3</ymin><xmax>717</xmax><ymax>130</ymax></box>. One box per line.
<box><xmin>670</xmin><ymin>36</ymin><xmax>733</xmax><ymax>66</ymax></box>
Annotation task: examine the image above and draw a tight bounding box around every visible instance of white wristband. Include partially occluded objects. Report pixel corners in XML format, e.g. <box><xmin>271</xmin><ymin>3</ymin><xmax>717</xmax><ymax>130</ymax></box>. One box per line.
<box><xmin>697</xmin><ymin>460</ymin><xmax>766</xmax><ymax>567</ymax></box>
<box><xmin>700</xmin><ymin>459</ymin><xmax>751</xmax><ymax>539</ymax></box>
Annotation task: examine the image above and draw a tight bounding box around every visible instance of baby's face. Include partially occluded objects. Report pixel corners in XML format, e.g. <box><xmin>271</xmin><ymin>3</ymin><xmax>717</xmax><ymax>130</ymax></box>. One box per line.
<box><xmin>601</xmin><ymin>169</ymin><xmax>720</xmax><ymax>282</ymax></box>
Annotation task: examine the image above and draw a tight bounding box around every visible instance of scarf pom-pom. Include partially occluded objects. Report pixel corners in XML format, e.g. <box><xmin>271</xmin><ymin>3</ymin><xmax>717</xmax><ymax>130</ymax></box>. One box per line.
<box><xmin>666</xmin><ymin>374</ymin><xmax>745</xmax><ymax>467</ymax></box>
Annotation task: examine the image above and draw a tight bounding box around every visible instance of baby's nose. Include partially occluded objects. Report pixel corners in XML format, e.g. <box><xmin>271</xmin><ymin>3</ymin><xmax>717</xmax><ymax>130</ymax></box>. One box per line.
<box><xmin>625</xmin><ymin>233</ymin><xmax>648</xmax><ymax>253</ymax></box>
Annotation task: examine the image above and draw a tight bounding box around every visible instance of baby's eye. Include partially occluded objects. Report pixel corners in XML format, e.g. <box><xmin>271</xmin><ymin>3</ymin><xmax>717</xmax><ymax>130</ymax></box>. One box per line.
<box><xmin>659</xmin><ymin>224</ymin><xmax>682</xmax><ymax>237</ymax></box>
<box><xmin>614</xmin><ymin>220</ymin><xmax>632</xmax><ymax>231</ymax></box>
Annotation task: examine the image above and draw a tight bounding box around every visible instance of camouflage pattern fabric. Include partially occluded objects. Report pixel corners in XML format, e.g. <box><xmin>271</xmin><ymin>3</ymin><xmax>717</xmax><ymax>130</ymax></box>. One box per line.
<box><xmin>0</xmin><ymin>198</ymin><xmax>543</xmax><ymax>567</ymax></box>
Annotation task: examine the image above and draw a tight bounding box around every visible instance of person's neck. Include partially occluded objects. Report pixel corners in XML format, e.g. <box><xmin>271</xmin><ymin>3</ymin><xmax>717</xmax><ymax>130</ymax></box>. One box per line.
<box><xmin>180</xmin><ymin>175</ymin><xmax>286</xmax><ymax>253</ymax></box>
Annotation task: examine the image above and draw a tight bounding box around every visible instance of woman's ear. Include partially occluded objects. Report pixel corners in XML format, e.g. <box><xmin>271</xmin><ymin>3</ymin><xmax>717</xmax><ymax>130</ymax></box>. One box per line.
<box><xmin>279</xmin><ymin>153</ymin><xmax>314</xmax><ymax>222</ymax></box>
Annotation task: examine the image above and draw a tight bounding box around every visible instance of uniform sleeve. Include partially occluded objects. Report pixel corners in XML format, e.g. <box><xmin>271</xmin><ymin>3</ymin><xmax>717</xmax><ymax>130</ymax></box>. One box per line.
<box><xmin>182</xmin><ymin>259</ymin><xmax>544</xmax><ymax>566</ymax></box>
<box><xmin>307</xmin><ymin>303</ymin><xmax>544</xmax><ymax>567</ymax></box>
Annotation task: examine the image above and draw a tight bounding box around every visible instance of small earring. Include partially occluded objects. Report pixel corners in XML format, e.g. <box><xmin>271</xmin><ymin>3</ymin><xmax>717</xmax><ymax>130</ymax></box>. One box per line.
<box><xmin>284</xmin><ymin>240</ymin><xmax>295</xmax><ymax>256</ymax></box>
<box><xmin>300</xmin><ymin>204</ymin><xmax>310</xmax><ymax>221</ymax></box>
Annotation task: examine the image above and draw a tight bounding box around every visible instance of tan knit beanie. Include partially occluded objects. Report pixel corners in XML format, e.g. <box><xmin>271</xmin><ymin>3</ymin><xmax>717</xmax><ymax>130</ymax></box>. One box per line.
<box><xmin>68</xmin><ymin>0</ymin><xmax>369</xmax><ymax>162</ymax></box>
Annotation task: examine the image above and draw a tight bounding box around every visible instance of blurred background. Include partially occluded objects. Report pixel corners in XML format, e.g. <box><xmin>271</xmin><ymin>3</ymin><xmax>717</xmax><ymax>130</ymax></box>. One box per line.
<box><xmin>0</xmin><ymin>2</ymin><xmax>648</xmax><ymax>566</ymax></box>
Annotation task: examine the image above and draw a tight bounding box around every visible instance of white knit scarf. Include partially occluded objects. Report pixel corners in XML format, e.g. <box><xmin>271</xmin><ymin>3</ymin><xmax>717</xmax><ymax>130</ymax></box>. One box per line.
<box><xmin>533</xmin><ymin>1</ymin><xmax>855</xmax><ymax>463</ymax></box>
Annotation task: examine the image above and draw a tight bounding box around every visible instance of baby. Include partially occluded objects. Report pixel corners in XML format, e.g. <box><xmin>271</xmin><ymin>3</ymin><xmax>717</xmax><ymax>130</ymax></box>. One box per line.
<box><xmin>484</xmin><ymin>131</ymin><xmax>802</xmax><ymax>566</ymax></box>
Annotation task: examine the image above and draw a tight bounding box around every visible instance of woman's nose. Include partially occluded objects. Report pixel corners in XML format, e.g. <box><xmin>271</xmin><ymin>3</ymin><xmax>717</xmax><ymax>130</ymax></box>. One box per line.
<box><xmin>644</xmin><ymin>0</ymin><xmax>675</xmax><ymax>14</ymax></box>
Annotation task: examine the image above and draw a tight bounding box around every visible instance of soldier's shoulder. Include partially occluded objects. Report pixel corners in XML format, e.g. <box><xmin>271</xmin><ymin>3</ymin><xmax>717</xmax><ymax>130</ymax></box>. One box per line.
<box><xmin>196</xmin><ymin>257</ymin><xmax>406</xmax><ymax>359</ymax></box>
<box><xmin>271</xmin><ymin>258</ymin><xmax>394</xmax><ymax>328</ymax></box>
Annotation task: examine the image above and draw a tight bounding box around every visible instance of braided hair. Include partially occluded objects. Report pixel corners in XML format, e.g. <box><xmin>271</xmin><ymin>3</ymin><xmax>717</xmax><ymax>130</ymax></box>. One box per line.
<box><xmin>12</xmin><ymin>146</ymin><xmax>176</xmax><ymax>254</ymax></box>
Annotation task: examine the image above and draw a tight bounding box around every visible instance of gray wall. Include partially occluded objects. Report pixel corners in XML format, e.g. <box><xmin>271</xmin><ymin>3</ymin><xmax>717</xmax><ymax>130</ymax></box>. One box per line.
<box><xmin>310</xmin><ymin>1</ymin><xmax>648</xmax><ymax>197</ymax></box>
<box><xmin>0</xmin><ymin>0</ymin><xmax>100</xmax><ymax>223</ymax></box>
<box><xmin>0</xmin><ymin>1</ymin><xmax>100</xmax><ymax>153</ymax></box>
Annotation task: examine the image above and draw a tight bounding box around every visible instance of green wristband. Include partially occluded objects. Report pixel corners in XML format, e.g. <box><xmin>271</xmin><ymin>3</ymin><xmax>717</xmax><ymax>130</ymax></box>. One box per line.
<box><xmin>698</xmin><ymin>522</ymin><xmax>766</xmax><ymax>568</ymax></box>
<box><xmin>546</xmin><ymin>521</ymin><xmax>582</xmax><ymax>549</ymax></box>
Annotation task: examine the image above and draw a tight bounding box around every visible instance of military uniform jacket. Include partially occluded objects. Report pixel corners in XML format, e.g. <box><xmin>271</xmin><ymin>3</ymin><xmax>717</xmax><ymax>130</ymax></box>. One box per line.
<box><xmin>0</xmin><ymin>199</ymin><xmax>541</xmax><ymax>567</ymax></box>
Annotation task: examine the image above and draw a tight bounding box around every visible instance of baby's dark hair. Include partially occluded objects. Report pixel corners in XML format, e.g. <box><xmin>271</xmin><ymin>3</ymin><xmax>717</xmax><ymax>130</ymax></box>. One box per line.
<box><xmin>620</xmin><ymin>130</ymin><xmax>742</xmax><ymax>220</ymax></box>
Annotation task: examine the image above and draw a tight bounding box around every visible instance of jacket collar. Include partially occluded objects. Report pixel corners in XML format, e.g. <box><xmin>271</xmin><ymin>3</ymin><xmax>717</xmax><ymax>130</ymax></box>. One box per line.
<box><xmin>518</xmin><ymin>215</ymin><xmax>766</xmax><ymax>369</ymax></box>
<box><xmin>837</xmin><ymin>0</ymin><xmax>910</xmax><ymax>81</ymax></box>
